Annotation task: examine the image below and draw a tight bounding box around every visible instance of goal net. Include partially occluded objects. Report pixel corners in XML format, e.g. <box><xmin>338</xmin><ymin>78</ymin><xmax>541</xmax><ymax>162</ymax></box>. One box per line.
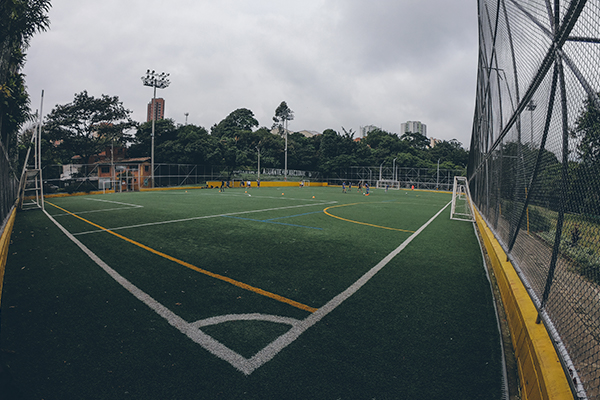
<box><xmin>450</xmin><ymin>176</ymin><xmax>474</xmax><ymax>222</ymax></box>
<box><xmin>376</xmin><ymin>180</ymin><xmax>400</xmax><ymax>189</ymax></box>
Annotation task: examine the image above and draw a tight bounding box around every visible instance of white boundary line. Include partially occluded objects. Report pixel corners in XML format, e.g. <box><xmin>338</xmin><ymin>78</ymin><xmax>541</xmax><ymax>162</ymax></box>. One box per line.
<box><xmin>44</xmin><ymin>201</ymin><xmax>450</xmax><ymax>375</ymax></box>
<box><xmin>52</xmin><ymin>198</ymin><xmax>143</xmax><ymax>217</ymax></box>
<box><xmin>72</xmin><ymin>201</ymin><xmax>336</xmax><ymax>236</ymax></box>
<box><xmin>84</xmin><ymin>198</ymin><xmax>144</xmax><ymax>207</ymax></box>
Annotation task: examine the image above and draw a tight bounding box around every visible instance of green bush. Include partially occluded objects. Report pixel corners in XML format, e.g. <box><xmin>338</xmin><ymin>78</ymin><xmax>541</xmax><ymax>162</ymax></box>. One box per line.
<box><xmin>526</xmin><ymin>207</ymin><xmax>552</xmax><ymax>232</ymax></box>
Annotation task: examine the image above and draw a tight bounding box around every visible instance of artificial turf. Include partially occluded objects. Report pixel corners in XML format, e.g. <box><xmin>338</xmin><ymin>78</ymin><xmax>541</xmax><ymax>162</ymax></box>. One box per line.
<box><xmin>1</xmin><ymin>186</ymin><xmax>502</xmax><ymax>399</ymax></box>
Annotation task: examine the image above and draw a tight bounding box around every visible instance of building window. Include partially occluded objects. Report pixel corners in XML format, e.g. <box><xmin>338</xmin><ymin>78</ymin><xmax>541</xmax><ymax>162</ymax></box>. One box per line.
<box><xmin>101</xmin><ymin>166</ymin><xmax>110</xmax><ymax>173</ymax></box>
<box><xmin>144</xmin><ymin>165</ymin><xmax>150</xmax><ymax>172</ymax></box>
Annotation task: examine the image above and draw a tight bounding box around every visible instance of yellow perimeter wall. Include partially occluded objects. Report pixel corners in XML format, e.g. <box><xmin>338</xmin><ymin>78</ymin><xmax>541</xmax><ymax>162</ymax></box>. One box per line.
<box><xmin>0</xmin><ymin>207</ymin><xmax>17</xmax><ymax>308</ymax></box>
<box><xmin>206</xmin><ymin>181</ymin><xmax>328</xmax><ymax>188</ymax></box>
<box><xmin>474</xmin><ymin>208</ymin><xmax>572</xmax><ymax>400</ymax></box>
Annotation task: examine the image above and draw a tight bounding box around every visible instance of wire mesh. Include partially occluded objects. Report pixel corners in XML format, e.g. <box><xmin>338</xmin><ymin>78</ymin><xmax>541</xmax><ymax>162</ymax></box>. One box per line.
<box><xmin>0</xmin><ymin>141</ymin><xmax>19</xmax><ymax>229</ymax></box>
<box><xmin>469</xmin><ymin>1</ymin><xmax>600</xmax><ymax>398</ymax></box>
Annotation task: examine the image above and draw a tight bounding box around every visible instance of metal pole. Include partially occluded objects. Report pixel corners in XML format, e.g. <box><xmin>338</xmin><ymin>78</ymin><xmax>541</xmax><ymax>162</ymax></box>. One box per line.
<box><xmin>38</xmin><ymin>90</ymin><xmax>45</xmax><ymax>210</ymax></box>
<box><xmin>151</xmin><ymin>84</ymin><xmax>156</xmax><ymax>188</ymax></box>
<box><xmin>437</xmin><ymin>159</ymin><xmax>440</xmax><ymax>190</ymax></box>
<box><xmin>284</xmin><ymin>119</ymin><xmax>288</xmax><ymax>181</ymax></box>
<box><xmin>256</xmin><ymin>146</ymin><xmax>261</xmax><ymax>181</ymax></box>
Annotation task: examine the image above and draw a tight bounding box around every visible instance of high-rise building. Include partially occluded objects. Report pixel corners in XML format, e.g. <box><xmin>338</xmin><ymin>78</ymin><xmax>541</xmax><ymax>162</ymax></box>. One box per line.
<box><xmin>400</xmin><ymin>121</ymin><xmax>427</xmax><ymax>137</ymax></box>
<box><xmin>359</xmin><ymin>125</ymin><xmax>379</xmax><ymax>138</ymax></box>
<box><xmin>147</xmin><ymin>98</ymin><xmax>165</xmax><ymax>122</ymax></box>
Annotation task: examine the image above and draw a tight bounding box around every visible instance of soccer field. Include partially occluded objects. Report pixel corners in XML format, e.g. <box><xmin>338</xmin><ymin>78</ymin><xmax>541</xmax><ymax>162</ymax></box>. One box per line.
<box><xmin>1</xmin><ymin>186</ymin><xmax>503</xmax><ymax>399</ymax></box>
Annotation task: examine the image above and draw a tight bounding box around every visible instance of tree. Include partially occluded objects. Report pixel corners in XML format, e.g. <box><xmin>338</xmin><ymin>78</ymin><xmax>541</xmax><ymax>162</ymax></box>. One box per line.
<box><xmin>572</xmin><ymin>93</ymin><xmax>600</xmax><ymax>166</ymax></box>
<box><xmin>211</xmin><ymin>108</ymin><xmax>258</xmax><ymax>138</ymax></box>
<box><xmin>400</xmin><ymin>131</ymin><xmax>429</xmax><ymax>150</ymax></box>
<box><xmin>129</xmin><ymin>118</ymin><xmax>177</xmax><ymax>159</ymax></box>
<box><xmin>211</xmin><ymin>109</ymin><xmax>260</xmax><ymax>177</ymax></box>
<box><xmin>44</xmin><ymin>91</ymin><xmax>136</xmax><ymax>163</ymax></box>
<box><xmin>272</xmin><ymin>101</ymin><xmax>294</xmax><ymax>135</ymax></box>
<box><xmin>0</xmin><ymin>0</ymin><xmax>51</xmax><ymax>151</ymax></box>
<box><xmin>569</xmin><ymin>93</ymin><xmax>600</xmax><ymax>214</ymax></box>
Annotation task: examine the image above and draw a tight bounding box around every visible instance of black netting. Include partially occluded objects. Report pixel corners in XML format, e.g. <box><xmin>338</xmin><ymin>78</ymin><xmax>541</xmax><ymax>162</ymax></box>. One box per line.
<box><xmin>469</xmin><ymin>1</ymin><xmax>600</xmax><ymax>398</ymax></box>
<box><xmin>0</xmin><ymin>142</ymin><xmax>19</xmax><ymax>228</ymax></box>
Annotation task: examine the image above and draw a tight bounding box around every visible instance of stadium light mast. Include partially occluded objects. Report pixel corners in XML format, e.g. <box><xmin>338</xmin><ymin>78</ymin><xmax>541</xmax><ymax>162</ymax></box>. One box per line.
<box><xmin>142</xmin><ymin>70</ymin><xmax>170</xmax><ymax>188</ymax></box>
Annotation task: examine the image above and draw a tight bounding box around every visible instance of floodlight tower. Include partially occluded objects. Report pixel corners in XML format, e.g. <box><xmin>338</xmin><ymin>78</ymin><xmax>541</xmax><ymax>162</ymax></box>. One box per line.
<box><xmin>142</xmin><ymin>70</ymin><xmax>170</xmax><ymax>188</ymax></box>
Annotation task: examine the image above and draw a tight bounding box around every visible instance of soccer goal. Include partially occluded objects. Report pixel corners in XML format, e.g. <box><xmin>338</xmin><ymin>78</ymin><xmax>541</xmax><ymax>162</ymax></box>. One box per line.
<box><xmin>376</xmin><ymin>180</ymin><xmax>400</xmax><ymax>190</ymax></box>
<box><xmin>450</xmin><ymin>176</ymin><xmax>474</xmax><ymax>222</ymax></box>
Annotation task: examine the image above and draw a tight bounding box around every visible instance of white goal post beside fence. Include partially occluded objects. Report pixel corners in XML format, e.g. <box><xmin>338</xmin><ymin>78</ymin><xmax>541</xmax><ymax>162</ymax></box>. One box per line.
<box><xmin>450</xmin><ymin>176</ymin><xmax>474</xmax><ymax>222</ymax></box>
<box><xmin>376</xmin><ymin>180</ymin><xmax>400</xmax><ymax>189</ymax></box>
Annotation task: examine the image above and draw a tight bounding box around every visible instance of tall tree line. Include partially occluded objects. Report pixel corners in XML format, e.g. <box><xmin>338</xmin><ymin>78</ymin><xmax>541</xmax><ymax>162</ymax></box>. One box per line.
<box><xmin>40</xmin><ymin>92</ymin><xmax>470</xmax><ymax>178</ymax></box>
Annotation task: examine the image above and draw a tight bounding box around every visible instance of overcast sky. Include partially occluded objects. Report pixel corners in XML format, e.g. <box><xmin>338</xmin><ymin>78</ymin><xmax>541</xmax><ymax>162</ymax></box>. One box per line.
<box><xmin>22</xmin><ymin>0</ymin><xmax>478</xmax><ymax>147</ymax></box>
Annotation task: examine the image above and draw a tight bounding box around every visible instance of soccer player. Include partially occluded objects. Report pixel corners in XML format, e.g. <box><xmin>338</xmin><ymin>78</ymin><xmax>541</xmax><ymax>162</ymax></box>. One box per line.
<box><xmin>342</xmin><ymin>181</ymin><xmax>346</xmax><ymax>193</ymax></box>
<box><xmin>365</xmin><ymin>182</ymin><xmax>370</xmax><ymax>195</ymax></box>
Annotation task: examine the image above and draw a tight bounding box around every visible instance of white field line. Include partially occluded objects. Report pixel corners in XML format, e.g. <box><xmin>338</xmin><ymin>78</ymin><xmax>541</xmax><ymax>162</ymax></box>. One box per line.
<box><xmin>44</xmin><ymin>201</ymin><xmax>450</xmax><ymax>376</ymax></box>
<box><xmin>44</xmin><ymin>210</ymin><xmax>252</xmax><ymax>373</ymax></box>
<box><xmin>52</xmin><ymin>198</ymin><xmax>143</xmax><ymax>217</ymax></box>
<box><xmin>73</xmin><ymin>201</ymin><xmax>337</xmax><ymax>236</ymax></box>
<box><xmin>85</xmin><ymin>198</ymin><xmax>144</xmax><ymax>207</ymax></box>
<box><xmin>238</xmin><ymin>200</ymin><xmax>451</xmax><ymax>374</ymax></box>
<box><xmin>197</xmin><ymin>191</ymin><xmax>328</xmax><ymax>202</ymax></box>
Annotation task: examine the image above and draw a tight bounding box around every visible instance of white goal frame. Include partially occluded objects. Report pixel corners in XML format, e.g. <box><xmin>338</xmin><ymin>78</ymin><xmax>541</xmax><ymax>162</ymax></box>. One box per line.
<box><xmin>450</xmin><ymin>176</ymin><xmax>475</xmax><ymax>222</ymax></box>
<box><xmin>376</xmin><ymin>180</ymin><xmax>400</xmax><ymax>189</ymax></box>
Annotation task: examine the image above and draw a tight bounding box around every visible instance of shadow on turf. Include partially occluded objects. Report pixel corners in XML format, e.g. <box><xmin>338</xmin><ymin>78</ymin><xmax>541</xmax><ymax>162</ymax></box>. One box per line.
<box><xmin>0</xmin><ymin>353</ymin><xmax>24</xmax><ymax>400</ymax></box>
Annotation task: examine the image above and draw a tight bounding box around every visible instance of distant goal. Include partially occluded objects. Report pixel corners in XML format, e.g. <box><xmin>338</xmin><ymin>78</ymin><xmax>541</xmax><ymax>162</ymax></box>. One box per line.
<box><xmin>376</xmin><ymin>180</ymin><xmax>400</xmax><ymax>190</ymax></box>
<box><xmin>450</xmin><ymin>176</ymin><xmax>474</xmax><ymax>222</ymax></box>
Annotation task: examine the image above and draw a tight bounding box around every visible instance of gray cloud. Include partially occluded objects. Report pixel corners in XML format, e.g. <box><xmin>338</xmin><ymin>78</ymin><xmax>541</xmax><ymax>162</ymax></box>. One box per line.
<box><xmin>23</xmin><ymin>0</ymin><xmax>477</xmax><ymax>147</ymax></box>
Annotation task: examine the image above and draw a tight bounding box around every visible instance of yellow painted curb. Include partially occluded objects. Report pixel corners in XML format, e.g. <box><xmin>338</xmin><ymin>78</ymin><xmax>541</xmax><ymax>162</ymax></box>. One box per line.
<box><xmin>474</xmin><ymin>208</ymin><xmax>573</xmax><ymax>400</ymax></box>
<box><xmin>0</xmin><ymin>206</ymin><xmax>18</xmax><ymax>307</ymax></box>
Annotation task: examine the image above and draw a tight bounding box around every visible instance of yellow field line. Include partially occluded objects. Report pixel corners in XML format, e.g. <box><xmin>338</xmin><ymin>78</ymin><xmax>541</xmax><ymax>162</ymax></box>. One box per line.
<box><xmin>47</xmin><ymin>201</ymin><xmax>317</xmax><ymax>313</ymax></box>
<box><xmin>323</xmin><ymin>203</ymin><xmax>415</xmax><ymax>233</ymax></box>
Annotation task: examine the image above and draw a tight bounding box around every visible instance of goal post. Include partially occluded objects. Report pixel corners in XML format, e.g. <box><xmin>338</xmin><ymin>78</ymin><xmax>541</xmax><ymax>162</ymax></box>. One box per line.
<box><xmin>450</xmin><ymin>176</ymin><xmax>474</xmax><ymax>222</ymax></box>
<box><xmin>376</xmin><ymin>180</ymin><xmax>400</xmax><ymax>189</ymax></box>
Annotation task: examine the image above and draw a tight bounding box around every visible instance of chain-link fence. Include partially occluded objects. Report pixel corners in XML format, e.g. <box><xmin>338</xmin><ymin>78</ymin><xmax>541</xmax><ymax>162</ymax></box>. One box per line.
<box><xmin>38</xmin><ymin>163</ymin><xmax>462</xmax><ymax>194</ymax></box>
<box><xmin>327</xmin><ymin>166</ymin><xmax>465</xmax><ymax>191</ymax></box>
<box><xmin>38</xmin><ymin>163</ymin><xmax>322</xmax><ymax>193</ymax></box>
<box><xmin>0</xmin><ymin>142</ymin><xmax>19</xmax><ymax>229</ymax></box>
<box><xmin>469</xmin><ymin>1</ymin><xmax>600</xmax><ymax>398</ymax></box>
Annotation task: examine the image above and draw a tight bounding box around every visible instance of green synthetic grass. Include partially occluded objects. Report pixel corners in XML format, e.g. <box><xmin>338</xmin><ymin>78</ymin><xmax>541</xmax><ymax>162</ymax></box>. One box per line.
<box><xmin>1</xmin><ymin>187</ymin><xmax>502</xmax><ymax>399</ymax></box>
